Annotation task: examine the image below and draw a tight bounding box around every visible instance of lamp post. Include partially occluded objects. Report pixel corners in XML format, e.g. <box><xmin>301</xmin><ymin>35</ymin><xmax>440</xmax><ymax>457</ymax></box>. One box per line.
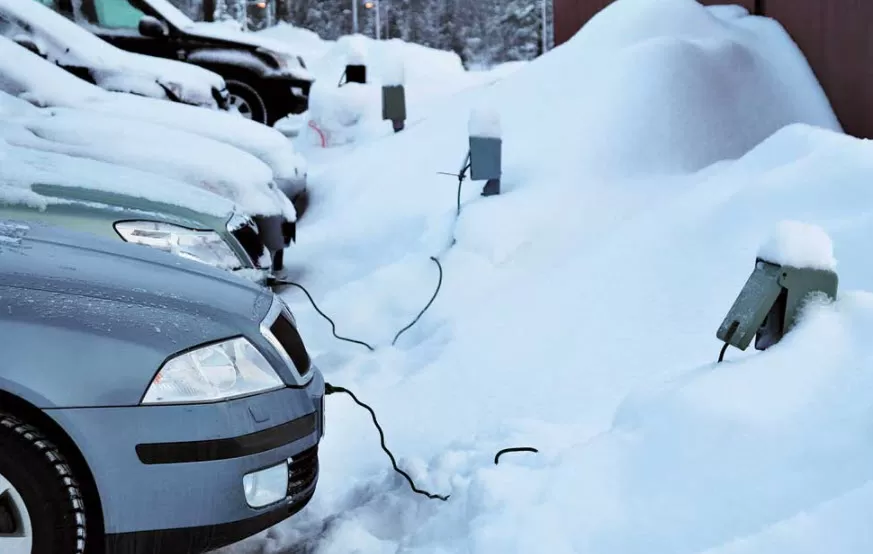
<box><xmin>352</xmin><ymin>0</ymin><xmax>358</xmax><ymax>34</ymax></box>
<box><xmin>364</xmin><ymin>0</ymin><xmax>380</xmax><ymax>40</ymax></box>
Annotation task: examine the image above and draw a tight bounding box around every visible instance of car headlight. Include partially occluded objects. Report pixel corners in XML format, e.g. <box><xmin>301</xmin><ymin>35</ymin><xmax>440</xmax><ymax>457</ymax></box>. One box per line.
<box><xmin>115</xmin><ymin>221</ymin><xmax>243</xmax><ymax>269</ymax></box>
<box><xmin>142</xmin><ymin>337</ymin><xmax>284</xmax><ymax>405</ymax></box>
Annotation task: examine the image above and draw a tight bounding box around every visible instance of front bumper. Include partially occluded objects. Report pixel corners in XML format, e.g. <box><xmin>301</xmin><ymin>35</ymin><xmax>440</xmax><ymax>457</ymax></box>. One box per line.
<box><xmin>45</xmin><ymin>373</ymin><xmax>325</xmax><ymax>554</ymax></box>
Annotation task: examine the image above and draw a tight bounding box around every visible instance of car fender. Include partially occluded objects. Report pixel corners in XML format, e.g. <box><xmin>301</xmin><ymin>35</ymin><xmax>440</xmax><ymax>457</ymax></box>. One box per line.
<box><xmin>186</xmin><ymin>48</ymin><xmax>271</xmax><ymax>77</ymax></box>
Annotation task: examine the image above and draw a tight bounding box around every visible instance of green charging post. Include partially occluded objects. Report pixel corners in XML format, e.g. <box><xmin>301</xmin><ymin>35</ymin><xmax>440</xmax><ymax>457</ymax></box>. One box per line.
<box><xmin>716</xmin><ymin>221</ymin><xmax>838</xmax><ymax>359</ymax></box>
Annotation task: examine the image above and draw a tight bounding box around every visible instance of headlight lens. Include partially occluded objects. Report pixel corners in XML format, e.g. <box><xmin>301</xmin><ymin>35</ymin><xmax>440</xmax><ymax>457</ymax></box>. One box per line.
<box><xmin>115</xmin><ymin>221</ymin><xmax>242</xmax><ymax>269</ymax></box>
<box><xmin>142</xmin><ymin>337</ymin><xmax>284</xmax><ymax>405</ymax></box>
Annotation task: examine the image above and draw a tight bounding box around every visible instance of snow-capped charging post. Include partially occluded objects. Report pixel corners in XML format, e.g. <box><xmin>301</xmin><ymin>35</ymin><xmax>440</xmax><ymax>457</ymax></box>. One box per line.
<box><xmin>343</xmin><ymin>38</ymin><xmax>368</xmax><ymax>85</ymax></box>
<box><xmin>468</xmin><ymin>106</ymin><xmax>502</xmax><ymax>197</ymax></box>
<box><xmin>381</xmin><ymin>57</ymin><xmax>407</xmax><ymax>132</ymax></box>
<box><xmin>716</xmin><ymin>221</ymin><xmax>838</xmax><ymax>359</ymax></box>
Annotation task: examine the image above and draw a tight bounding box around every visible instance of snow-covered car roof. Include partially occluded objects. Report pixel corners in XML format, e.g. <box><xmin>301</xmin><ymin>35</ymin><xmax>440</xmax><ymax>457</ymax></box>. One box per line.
<box><xmin>0</xmin><ymin>0</ymin><xmax>226</xmax><ymax>109</ymax></box>
<box><xmin>0</xmin><ymin>91</ymin><xmax>295</xmax><ymax>220</ymax></box>
<box><xmin>0</xmin><ymin>136</ymin><xmax>237</xmax><ymax>218</ymax></box>
<box><xmin>0</xmin><ymin>36</ymin><xmax>307</xmax><ymax>195</ymax></box>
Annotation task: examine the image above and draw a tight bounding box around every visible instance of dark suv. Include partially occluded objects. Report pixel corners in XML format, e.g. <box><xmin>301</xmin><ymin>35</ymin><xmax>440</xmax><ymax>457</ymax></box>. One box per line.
<box><xmin>37</xmin><ymin>0</ymin><xmax>315</xmax><ymax>125</ymax></box>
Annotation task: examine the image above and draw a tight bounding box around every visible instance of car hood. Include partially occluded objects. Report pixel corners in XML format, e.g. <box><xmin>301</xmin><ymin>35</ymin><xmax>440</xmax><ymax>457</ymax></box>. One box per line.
<box><xmin>0</xmin><ymin>219</ymin><xmax>271</xmax><ymax>323</ymax></box>
<box><xmin>182</xmin><ymin>22</ymin><xmax>314</xmax><ymax>81</ymax></box>
<box><xmin>0</xmin><ymin>219</ymin><xmax>288</xmax><ymax>407</ymax></box>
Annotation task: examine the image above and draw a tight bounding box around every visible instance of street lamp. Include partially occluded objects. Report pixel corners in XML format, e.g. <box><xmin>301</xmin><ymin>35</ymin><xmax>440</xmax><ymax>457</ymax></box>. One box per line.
<box><xmin>364</xmin><ymin>0</ymin><xmax>380</xmax><ymax>40</ymax></box>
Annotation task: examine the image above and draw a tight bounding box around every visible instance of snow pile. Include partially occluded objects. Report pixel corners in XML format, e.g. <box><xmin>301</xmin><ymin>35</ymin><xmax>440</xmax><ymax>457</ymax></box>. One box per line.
<box><xmin>0</xmin><ymin>37</ymin><xmax>307</xmax><ymax>196</ymax></box>
<box><xmin>0</xmin><ymin>138</ymin><xmax>237</xmax><ymax>217</ymax></box>
<box><xmin>0</xmin><ymin>0</ymin><xmax>224</xmax><ymax>108</ymax></box>
<box><xmin>259</xmin><ymin>26</ymin><xmax>523</xmax><ymax>145</ymax></box>
<box><xmin>758</xmin><ymin>220</ymin><xmax>837</xmax><ymax>270</ymax></box>
<box><xmin>214</xmin><ymin>0</ymin><xmax>873</xmax><ymax>552</ymax></box>
<box><xmin>469</xmin><ymin>106</ymin><xmax>502</xmax><ymax>139</ymax></box>
<box><xmin>0</xmin><ymin>102</ymin><xmax>292</xmax><ymax>219</ymax></box>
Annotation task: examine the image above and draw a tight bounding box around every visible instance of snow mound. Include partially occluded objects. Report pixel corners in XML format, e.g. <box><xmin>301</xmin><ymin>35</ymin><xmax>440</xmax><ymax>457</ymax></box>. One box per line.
<box><xmin>758</xmin><ymin>220</ymin><xmax>837</xmax><ymax>270</ymax></box>
<box><xmin>223</xmin><ymin>1</ymin><xmax>873</xmax><ymax>553</ymax></box>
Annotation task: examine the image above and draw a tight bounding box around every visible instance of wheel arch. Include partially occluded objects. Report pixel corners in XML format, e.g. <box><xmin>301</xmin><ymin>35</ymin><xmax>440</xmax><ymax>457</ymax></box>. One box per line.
<box><xmin>0</xmin><ymin>389</ymin><xmax>106</xmax><ymax>554</ymax></box>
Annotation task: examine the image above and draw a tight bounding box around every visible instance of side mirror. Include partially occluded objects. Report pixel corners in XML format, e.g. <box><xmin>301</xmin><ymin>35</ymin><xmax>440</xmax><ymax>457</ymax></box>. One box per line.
<box><xmin>12</xmin><ymin>34</ymin><xmax>43</xmax><ymax>57</ymax></box>
<box><xmin>138</xmin><ymin>15</ymin><xmax>167</xmax><ymax>37</ymax></box>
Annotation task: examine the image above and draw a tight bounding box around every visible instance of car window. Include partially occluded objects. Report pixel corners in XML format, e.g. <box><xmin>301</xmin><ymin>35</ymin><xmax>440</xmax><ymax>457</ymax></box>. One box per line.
<box><xmin>89</xmin><ymin>0</ymin><xmax>145</xmax><ymax>29</ymax></box>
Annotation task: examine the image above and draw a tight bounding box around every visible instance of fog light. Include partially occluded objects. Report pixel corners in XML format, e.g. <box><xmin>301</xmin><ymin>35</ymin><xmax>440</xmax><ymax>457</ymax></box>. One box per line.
<box><xmin>243</xmin><ymin>462</ymin><xmax>288</xmax><ymax>508</ymax></box>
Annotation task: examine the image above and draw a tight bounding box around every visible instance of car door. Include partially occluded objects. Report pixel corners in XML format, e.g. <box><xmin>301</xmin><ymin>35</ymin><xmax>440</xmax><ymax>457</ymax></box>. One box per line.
<box><xmin>76</xmin><ymin>0</ymin><xmax>181</xmax><ymax>60</ymax></box>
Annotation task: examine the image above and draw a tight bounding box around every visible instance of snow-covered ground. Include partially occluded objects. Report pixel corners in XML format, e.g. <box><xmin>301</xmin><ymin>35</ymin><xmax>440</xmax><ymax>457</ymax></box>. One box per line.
<box><xmin>259</xmin><ymin>24</ymin><xmax>525</xmax><ymax>148</ymax></box>
<box><xmin>219</xmin><ymin>0</ymin><xmax>873</xmax><ymax>552</ymax></box>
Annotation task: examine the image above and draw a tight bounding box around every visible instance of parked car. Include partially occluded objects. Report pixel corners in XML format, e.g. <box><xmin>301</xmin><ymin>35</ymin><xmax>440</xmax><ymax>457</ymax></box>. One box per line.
<box><xmin>41</xmin><ymin>0</ymin><xmax>316</xmax><ymax>125</ymax></box>
<box><xmin>0</xmin><ymin>90</ymin><xmax>296</xmax><ymax>269</ymax></box>
<box><xmin>0</xmin><ymin>0</ymin><xmax>228</xmax><ymax>110</ymax></box>
<box><xmin>0</xmin><ymin>35</ymin><xmax>309</xmax><ymax>211</ymax></box>
<box><xmin>0</xmin><ymin>138</ymin><xmax>274</xmax><ymax>272</ymax></box>
<box><xmin>0</xmin><ymin>218</ymin><xmax>324</xmax><ymax>554</ymax></box>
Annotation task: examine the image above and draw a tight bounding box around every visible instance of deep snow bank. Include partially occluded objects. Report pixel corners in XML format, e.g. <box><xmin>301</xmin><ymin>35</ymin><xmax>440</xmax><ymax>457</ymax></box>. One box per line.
<box><xmin>225</xmin><ymin>1</ymin><xmax>866</xmax><ymax>553</ymax></box>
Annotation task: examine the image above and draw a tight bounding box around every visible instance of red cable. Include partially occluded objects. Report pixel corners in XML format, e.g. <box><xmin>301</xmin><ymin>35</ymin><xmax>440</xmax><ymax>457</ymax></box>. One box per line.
<box><xmin>308</xmin><ymin>120</ymin><xmax>327</xmax><ymax>148</ymax></box>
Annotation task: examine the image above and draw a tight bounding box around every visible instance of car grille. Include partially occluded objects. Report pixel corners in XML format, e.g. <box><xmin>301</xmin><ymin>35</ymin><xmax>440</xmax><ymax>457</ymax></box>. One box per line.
<box><xmin>288</xmin><ymin>445</ymin><xmax>318</xmax><ymax>499</ymax></box>
<box><xmin>270</xmin><ymin>311</ymin><xmax>311</xmax><ymax>376</ymax></box>
<box><xmin>231</xmin><ymin>220</ymin><xmax>268</xmax><ymax>269</ymax></box>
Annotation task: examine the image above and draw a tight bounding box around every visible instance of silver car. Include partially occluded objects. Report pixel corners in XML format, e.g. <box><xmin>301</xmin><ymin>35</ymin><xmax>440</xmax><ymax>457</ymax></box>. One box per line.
<box><xmin>0</xmin><ymin>219</ymin><xmax>325</xmax><ymax>554</ymax></box>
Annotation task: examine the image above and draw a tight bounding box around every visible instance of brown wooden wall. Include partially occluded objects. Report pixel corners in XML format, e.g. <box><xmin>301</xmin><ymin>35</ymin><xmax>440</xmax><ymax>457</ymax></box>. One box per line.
<box><xmin>553</xmin><ymin>0</ymin><xmax>873</xmax><ymax>138</ymax></box>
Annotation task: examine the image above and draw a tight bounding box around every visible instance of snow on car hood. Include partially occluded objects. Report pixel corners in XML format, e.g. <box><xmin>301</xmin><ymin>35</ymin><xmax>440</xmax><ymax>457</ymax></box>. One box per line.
<box><xmin>0</xmin><ymin>103</ymin><xmax>293</xmax><ymax>220</ymax></box>
<box><xmin>0</xmin><ymin>135</ymin><xmax>238</xmax><ymax>218</ymax></box>
<box><xmin>140</xmin><ymin>0</ymin><xmax>312</xmax><ymax>80</ymax></box>
<box><xmin>0</xmin><ymin>0</ymin><xmax>225</xmax><ymax>108</ymax></box>
<box><xmin>0</xmin><ymin>37</ymin><xmax>306</xmax><ymax>196</ymax></box>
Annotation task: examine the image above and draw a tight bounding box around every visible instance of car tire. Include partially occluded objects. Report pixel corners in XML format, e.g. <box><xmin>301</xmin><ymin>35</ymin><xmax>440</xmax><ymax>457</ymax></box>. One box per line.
<box><xmin>226</xmin><ymin>79</ymin><xmax>268</xmax><ymax>124</ymax></box>
<box><xmin>0</xmin><ymin>413</ymin><xmax>88</xmax><ymax>554</ymax></box>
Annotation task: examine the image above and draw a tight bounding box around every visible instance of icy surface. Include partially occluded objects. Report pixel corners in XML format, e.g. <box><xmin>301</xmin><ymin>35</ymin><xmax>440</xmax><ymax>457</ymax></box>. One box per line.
<box><xmin>0</xmin><ymin>37</ymin><xmax>307</xmax><ymax>195</ymax></box>
<box><xmin>758</xmin><ymin>220</ymin><xmax>837</xmax><ymax>271</ymax></box>
<box><xmin>217</xmin><ymin>1</ymin><xmax>873</xmax><ymax>553</ymax></box>
<box><xmin>0</xmin><ymin>0</ymin><xmax>224</xmax><ymax>108</ymax></box>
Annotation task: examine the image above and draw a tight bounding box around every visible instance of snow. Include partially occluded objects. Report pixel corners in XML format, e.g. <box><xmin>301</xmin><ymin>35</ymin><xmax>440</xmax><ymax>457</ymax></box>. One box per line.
<box><xmin>0</xmin><ymin>96</ymin><xmax>292</xmax><ymax>219</ymax></box>
<box><xmin>0</xmin><ymin>0</ymin><xmax>225</xmax><ymax>109</ymax></box>
<box><xmin>215</xmin><ymin>0</ymin><xmax>873</xmax><ymax>552</ymax></box>
<box><xmin>469</xmin><ymin>106</ymin><xmax>502</xmax><ymax>139</ymax></box>
<box><xmin>0</xmin><ymin>37</ymin><xmax>308</xmax><ymax>196</ymax></box>
<box><xmin>758</xmin><ymin>221</ymin><xmax>837</xmax><ymax>271</ymax></box>
<box><xmin>259</xmin><ymin>25</ymin><xmax>527</xmax><ymax>145</ymax></box>
<box><xmin>381</xmin><ymin>55</ymin><xmax>406</xmax><ymax>87</ymax></box>
<box><xmin>0</xmin><ymin>137</ymin><xmax>237</xmax><ymax>218</ymax></box>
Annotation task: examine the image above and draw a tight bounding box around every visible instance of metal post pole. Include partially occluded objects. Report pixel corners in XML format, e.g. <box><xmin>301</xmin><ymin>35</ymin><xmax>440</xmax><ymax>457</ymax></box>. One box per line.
<box><xmin>541</xmin><ymin>0</ymin><xmax>548</xmax><ymax>53</ymax></box>
<box><xmin>376</xmin><ymin>0</ymin><xmax>381</xmax><ymax>40</ymax></box>
<box><xmin>352</xmin><ymin>0</ymin><xmax>359</xmax><ymax>34</ymax></box>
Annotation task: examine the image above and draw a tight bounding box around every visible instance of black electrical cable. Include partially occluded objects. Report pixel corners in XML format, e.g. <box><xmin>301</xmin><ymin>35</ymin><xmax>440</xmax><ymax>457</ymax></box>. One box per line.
<box><xmin>717</xmin><ymin>342</ymin><xmax>730</xmax><ymax>363</ymax></box>
<box><xmin>325</xmin><ymin>382</ymin><xmax>451</xmax><ymax>501</ymax></box>
<box><xmin>391</xmin><ymin>256</ymin><xmax>443</xmax><ymax>346</ymax></box>
<box><xmin>494</xmin><ymin>447</ymin><xmax>539</xmax><ymax>465</ymax></box>
<box><xmin>337</xmin><ymin>68</ymin><xmax>347</xmax><ymax>87</ymax></box>
<box><xmin>268</xmin><ymin>277</ymin><xmax>376</xmax><ymax>352</ymax></box>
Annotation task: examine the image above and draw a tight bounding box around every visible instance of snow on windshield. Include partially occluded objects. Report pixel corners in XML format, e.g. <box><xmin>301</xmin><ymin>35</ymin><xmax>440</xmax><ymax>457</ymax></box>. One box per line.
<box><xmin>0</xmin><ymin>1</ymin><xmax>221</xmax><ymax>107</ymax></box>
<box><xmin>0</xmin><ymin>136</ymin><xmax>236</xmax><ymax>218</ymax></box>
<box><xmin>0</xmin><ymin>104</ymin><xmax>291</xmax><ymax>219</ymax></box>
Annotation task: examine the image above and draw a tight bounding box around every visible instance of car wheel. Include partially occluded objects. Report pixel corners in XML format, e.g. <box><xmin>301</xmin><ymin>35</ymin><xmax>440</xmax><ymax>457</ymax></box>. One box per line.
<box><xmin>226</xmin><ymin>80</ymin><xmax>268</xmax><ymax>124</ymax></box>
<box><xmin>0</xmin><ymin>413</ymin><xmax>88</xmax><ymax>554</ymax></box>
